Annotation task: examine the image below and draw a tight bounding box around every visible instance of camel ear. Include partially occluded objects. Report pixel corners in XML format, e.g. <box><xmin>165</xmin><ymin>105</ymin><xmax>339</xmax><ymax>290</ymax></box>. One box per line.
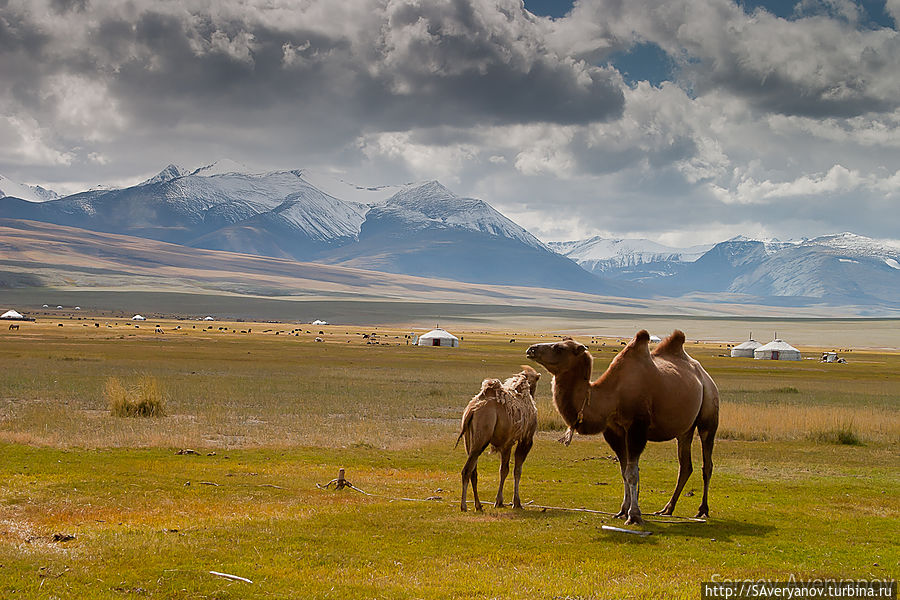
<box><xmin>574</xmin><ymin>343</ymin><xmax>587</xmax><ymax>355</ymax></box>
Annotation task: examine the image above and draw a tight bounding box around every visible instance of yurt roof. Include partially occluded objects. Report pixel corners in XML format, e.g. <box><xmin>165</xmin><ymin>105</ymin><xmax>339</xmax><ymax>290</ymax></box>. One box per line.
<box><xmin>0</xmin><ymin>309</ymin><xmax>24</xmax><ymax>319</ymax></box>
<box><xmin>733</xmin><ymin>339</ymin><xmax>762</xmax><ymax>350</ymax></box>
<box><xmin>756</xmin><ymin>339</ymin><xmax>799</xmax><ymax>352</ymax></box>
<box><xmin>649</xmin><ymin>334</ymin><xmax>662</xmax><ymax>342</ymax></box>
<box><xmin>419</xmin><ymin>328</ymin><xmax>459</xmax><ymax>340</ymax></box>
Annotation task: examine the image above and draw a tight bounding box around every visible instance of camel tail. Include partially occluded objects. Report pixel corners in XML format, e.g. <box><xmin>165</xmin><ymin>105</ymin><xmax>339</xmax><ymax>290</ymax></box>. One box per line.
<box><xmin>653</xmin><ymin>329</ymin><xmax>687</xmax><ymax>357</ymax></box>
<box><xmin>455</xmin><ymin>401</ymin><xmax>478</xmax><ymax>449</ymax></box>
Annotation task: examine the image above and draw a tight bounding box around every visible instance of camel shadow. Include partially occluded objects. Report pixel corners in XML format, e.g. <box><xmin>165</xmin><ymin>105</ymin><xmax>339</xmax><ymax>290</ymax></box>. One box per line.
<box><xmin>640</xmin><ymin>516</ymin><xmax>775</xmax><ymax>543</ymax></box>
<box><xmin>586</xmin><ymin>517</ymin><xmax>774</xmax><ymax>545</ymax></box>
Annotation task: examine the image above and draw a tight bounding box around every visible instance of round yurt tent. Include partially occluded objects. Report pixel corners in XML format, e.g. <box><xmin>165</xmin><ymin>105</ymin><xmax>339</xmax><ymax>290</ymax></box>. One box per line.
<box><xmin>731</xmin><ymin>339</ymin><xmax>762</xmax><ymax>358</ymax></box>
<box><xmin>754</xmin><ymin>339</ymin><xmax>801</xmax><ymax>361</ymax></box>
<box><xmin>415</xmin><ymin>328</ymin><xmax>460</xmax><ymax>348</ymax></box>
<box><xmin>0</xmin><ymin>309</ymin><xmax>24</xmax><ymax>320</ymax></box>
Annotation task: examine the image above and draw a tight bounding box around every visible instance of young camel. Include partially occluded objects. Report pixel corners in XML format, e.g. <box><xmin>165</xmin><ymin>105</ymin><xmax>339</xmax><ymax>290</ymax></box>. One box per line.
<box><xmin>457</xmin><ymin>366</ymin><xmax>540</xmax><ymax>512</ymax></box>
<box><xmin>526</xmin><ymin>330</ymin><xmax>718</xmax><ymax>525</ymax></box>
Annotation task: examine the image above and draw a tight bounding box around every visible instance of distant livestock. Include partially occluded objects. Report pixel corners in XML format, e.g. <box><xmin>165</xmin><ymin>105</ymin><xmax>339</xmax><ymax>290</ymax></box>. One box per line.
<box><xmin>457</xmin><ymin>366</ymin><xmax>540</xmax><ymax>512</ymax></box>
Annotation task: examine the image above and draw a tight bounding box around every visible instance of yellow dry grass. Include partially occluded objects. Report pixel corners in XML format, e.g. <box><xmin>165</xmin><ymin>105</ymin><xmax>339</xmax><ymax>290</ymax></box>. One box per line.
<box><xmin>719</xmin><ymin>402</ymin><xmax>898</xmax><ymax>443</ymax></box>
<box><xmin>105</xmin><ymin>375</ymin><xmax>166</xmax><ymax>418</ymax></box>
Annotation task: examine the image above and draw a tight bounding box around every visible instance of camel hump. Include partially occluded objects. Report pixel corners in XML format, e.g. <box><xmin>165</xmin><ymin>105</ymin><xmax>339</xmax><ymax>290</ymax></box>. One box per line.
<box><xmin>481</xmin><ymin>378</ymin><xmax>502</xmax><ymax>392</ymax></box>
<box><xmin>653</xmin><ymin>329</ymin><xmax>687</xmax><ymax>356</ymax></box>
<box><xmin>619</xmin><ymin>330</ymin><xmax>651</xmax><ymax>358</ymax></box>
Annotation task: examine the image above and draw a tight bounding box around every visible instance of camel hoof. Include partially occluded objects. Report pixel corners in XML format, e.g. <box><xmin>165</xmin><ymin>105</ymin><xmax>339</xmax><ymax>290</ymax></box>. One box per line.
<box><xmin>613</xmin><ymin>511</ymin><xmax>627</xmax><ymax>520</ymax></box>
<box><xmin>461</xmin><ymin>505</ymin><xmax>467</xmax><ymax>512</ymax></box>
<box><xmin>475</xmin><ymin>505</ymin><xmax>484</xmax><ymax>513</ymax></box>
<box><xmin>695</xmin><ymin>509</ymin><xmax>709</xmax><ymax>519</ymax></box>
<box><xmin>624</xmin><ymin>515</ymin><xmax>644</xmax><ymax>526</ymax></box>
<box><xmin>494</xmin><ymin>502</ymin><xmax>505</xmax><ymax>508</ymax></box>
<box><xmin>653</xmin><ymin>507</ymin><xmax>674</xmax><ymax>516</ymax></box>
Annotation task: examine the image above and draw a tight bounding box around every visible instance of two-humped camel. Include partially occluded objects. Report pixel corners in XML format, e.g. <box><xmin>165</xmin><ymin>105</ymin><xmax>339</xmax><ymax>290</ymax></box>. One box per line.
<box><xmin>526</xmin><ymin>330</ymin><xmax>718</xmax><ymax>525</ymax></box>
<box><xmin>457</xmin><ymin>366</ymin><xmax>540</xmax><ymax>512</ymax></box>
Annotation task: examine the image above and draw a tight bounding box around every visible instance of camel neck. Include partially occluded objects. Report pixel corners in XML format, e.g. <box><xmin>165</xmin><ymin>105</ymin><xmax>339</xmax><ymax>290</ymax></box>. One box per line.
<box><xmin>551</xmin><ymin>356</ymin><xmax>612</xmax><ymax>434</ymax></box>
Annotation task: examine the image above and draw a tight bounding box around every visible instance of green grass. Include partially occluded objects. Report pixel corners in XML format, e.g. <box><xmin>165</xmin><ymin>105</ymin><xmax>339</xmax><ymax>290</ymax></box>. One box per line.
<box><xmin>0</xmin><ymin>440</ymin><xmax>896</xmax><ymax>599</ymax></box>
<box><xmin>0</xmin><ymin>319</ymin><xmax>897</xmax><ymax>598</ymax></box>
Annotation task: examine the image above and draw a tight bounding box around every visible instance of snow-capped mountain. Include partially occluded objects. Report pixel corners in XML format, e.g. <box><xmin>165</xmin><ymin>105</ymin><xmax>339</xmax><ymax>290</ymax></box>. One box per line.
<box><xmin>3</xmin><ymin>161</ymin><xmax>897</xmax><ymax>305</ymax></box>
<box><xmin>314</xmin><ymin>180</ymin><xmax>618</xmax><ymax>293</ymax></box>
<box><xmin>0</xmin><ymin>162</ymin><xmax>617</xmax><ymax>294</ymax></box>
<box><xmin>556</xmin><ymin>233</ymin><xmax>900</xmax><ymax>305</ymax></box>
<box><xmin>549</xmin><ymin>236</ymin><xmax>712</xmax><ymax>281</ymax></box>
<box><xmin>366</xmin><ymin>181</ymin><xmax>547</xmax><ymax>250</ymax></box>
<box><xmin>0</xmin><ymin>164</ymin><xmax>368</xmax><ymax>252</ymax></box>
<box><xmin>0</xmin><ymin>173</ymin><xmax>59</xmax><ymax>203</ymax></box>
<box><xmin>139</xmin><ymin>164</ymin><xmax>190</xmax><ymax>186</ymax></box>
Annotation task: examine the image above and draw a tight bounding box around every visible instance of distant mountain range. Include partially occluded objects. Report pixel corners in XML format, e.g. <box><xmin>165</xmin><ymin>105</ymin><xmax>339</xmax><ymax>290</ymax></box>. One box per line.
<box><xmin>0</xmin><ymin>163</ymin><xmax>616</xmax><ymax>295</ymax></box>
<box><xmin>552</xmin><ymin>233</ymin><xmax>900</xmax><ymax>306</ymax></box>
<box><xmin>1</xmin><ymin>164</ymin><xmax>898</xmax><ymax>308</ymax></box>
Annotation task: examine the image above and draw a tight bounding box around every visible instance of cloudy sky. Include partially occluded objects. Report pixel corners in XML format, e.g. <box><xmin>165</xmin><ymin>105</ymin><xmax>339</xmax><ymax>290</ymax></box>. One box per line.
<box><xmin>2</xmin><ymin>0</ymin><xmax>899</xmax><ymax>245</ymax></box>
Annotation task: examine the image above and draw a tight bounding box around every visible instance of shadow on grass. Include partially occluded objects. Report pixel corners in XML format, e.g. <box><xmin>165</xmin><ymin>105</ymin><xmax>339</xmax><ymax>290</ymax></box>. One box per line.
<box><xmin>642</xmin><ymin>517</ymin><xmax>776</xmax><ymax>542</ymax></box>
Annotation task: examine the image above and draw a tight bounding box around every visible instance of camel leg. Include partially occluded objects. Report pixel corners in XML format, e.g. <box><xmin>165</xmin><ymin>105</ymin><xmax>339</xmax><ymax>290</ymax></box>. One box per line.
<box><xmin>623</xmin><ymin>426</ymin><xmax>648</xmax><ymax>526</ymax></box>
<box><xmin>603</xmin><ymin>429</ymin><xmax>630</xmax><ymax>519</ymax></box>
<box><xmin>471</xmin><ymin>464</ymin><xmax>483</xmax><ymax>512</ymax></box>
<box><xmin>696</xmin><ymin>426</ymin><xmax>716</xmax><ymax>519</ymax></box>
<box><xmin>512</xmin><ymin>438</ymin><xmax>533</xmax><ymax>509</ymax></box>
<box><xmin>655</xmin><ymin>428</ymin><xmax>695</xmax><ymax>516</ymax></box>
<box><xmin>461</xmin><ymin>441</ymin><xmax>489</xmax><ymax>512</ymax></box>
<box><xmin>495</xmin><ymin>446</ymin><xmax>512</xmax><ymax>508</ymax></box>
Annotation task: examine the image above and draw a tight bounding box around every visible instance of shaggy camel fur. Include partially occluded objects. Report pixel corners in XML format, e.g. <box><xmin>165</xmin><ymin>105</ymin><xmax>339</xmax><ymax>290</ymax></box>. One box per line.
<box><xmin>526</xmin><ymin>331</ymin><xmax>718</xmax><ymax>525</ymax></box>
<box><xmin>457</xmin><ymin>366</ymin><xmax>540</xmax><ymax>512</ymax></box>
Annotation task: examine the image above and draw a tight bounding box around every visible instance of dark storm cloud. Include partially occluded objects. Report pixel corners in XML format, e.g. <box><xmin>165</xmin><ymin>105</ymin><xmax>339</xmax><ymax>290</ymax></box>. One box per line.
<box><xmin>1</xmin><ymin>0</ymin><xmax>623</xmax><ymax>144</ymax></box>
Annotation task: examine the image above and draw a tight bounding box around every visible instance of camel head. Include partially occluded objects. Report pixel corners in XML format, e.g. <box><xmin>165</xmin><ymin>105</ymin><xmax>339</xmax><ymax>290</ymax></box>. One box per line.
<box><xmin>519</xmin><ymin>365</ymin><xmax>540</xmax><ymax>398</ymax></box>
<box><xmin>525</xmin><ymin>338</ymin><xmax>590</xmax><ymax>376</ymax></box>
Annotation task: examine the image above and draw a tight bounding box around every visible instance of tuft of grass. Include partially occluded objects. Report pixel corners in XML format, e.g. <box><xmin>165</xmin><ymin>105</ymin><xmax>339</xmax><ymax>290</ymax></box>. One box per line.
<box><xmin>106</xmin><ymin>375</ymin><xmax>167</xmax><ymax>418</ymax></box>
<box><xmin>773</xmin><ymin>386</ymin><xmax>801</xmax><ymax>394</ymax></box>
<box><xmin>808</xmin><ymin>424</ymin><xmax>864</xmax><ymax>446</ymax></box>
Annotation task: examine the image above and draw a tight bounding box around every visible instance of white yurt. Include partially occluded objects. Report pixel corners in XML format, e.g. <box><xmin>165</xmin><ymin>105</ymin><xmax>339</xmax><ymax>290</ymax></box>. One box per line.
<box><xmin>754</xmin><ymin>339</ymin><xmax>801</xmax><ymax>361</ymax></box>
<box><xmin>415</xmin><ymin>328</ymin><xmax>460</xmax><ymax>347</ymax></box>
<box><xmin>131</xmin><ymin>314</ymin><xmax>146</xmax><ymax>321</ymax></box>
<box><xmin>649</xmin><ymin>334</ymin><xmax>662</xmax><ymax>343</ymax></box>
<box><xmin>731</xmin><ymin>339</ymin><xmax>762</xmax><ymax>358</ymax></box>
<box><xmin>0</xmin><ymin>309</ymin><xmax>24</xmax><ymax>320</ymax></box>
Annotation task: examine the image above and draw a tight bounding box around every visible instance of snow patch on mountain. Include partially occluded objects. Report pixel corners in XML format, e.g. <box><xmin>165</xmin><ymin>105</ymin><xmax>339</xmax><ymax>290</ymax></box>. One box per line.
<box><xmin>0</xmin><ymin>173</ymin><xmax>60</xmax><ymax>203</ymax></box>
<box><xmin>267</xmin><ymin>189</ymin><xmax>368</xmax><ymax>241</ymax></box>
<box><xmin>141</xmin><ymin>164</ymin><xmax>190</xmax><ymax>186</ymax></box>
<box><xmin>549</xmin><ymin>235</ymin><xmax>713</xmax><ymax>276</ymax></box>
<box><xmin>190</xmin><ymin>159</ymin><xmax>254</xmax><ymax>177</ymax></box>
<box><xmin>295</xmin><ymin>169</ymin><xmax>417</xmax><ymax>205</ymax></box>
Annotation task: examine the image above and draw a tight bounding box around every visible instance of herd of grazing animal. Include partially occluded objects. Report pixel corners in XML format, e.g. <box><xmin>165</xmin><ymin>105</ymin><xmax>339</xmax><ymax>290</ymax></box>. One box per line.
<box><xmin>459</xmin><ymin>329</ymin><xmax>719</xmax><ymax>525</ymax></box>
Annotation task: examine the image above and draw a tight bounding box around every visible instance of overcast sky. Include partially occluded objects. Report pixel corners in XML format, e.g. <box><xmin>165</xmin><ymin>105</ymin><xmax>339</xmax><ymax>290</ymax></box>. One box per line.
<box><xmin>2</xmin><ymin>0</ymin><xmax>899</xmax><ymax>245</ymax></box>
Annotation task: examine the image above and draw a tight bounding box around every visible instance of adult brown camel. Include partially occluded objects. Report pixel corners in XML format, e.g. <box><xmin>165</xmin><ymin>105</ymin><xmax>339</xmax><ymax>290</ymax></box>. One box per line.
<box><xmin>456</xmin><ymin>366</ymin><xmax>540</xmax><ymax>512</ymax></box>
<box><xmin>526</xmin><ymin>330</ymin><xmax>718</xmax><ymax>525</ymax></box>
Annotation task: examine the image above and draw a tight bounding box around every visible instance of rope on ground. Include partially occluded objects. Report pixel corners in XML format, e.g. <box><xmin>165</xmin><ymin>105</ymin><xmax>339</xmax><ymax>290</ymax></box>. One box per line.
<box><xmin>315</xmin><ymin>468</ymin><xmax>707</xmax><ymax>524</ymax></box>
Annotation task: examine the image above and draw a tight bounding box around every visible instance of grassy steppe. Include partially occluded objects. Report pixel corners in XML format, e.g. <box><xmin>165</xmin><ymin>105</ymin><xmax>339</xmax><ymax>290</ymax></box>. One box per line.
<box><xmin>0</xmin><ymin>318</ymin><xmax>897</xmax><ymax>599</ymax></box>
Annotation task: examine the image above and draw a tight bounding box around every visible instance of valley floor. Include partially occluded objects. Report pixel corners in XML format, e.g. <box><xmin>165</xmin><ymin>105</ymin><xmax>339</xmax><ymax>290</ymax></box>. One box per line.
<box><xmin>0</xmin><ymin>317</ymin><xmax>897</xmax><ymax>598</ymax></box>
